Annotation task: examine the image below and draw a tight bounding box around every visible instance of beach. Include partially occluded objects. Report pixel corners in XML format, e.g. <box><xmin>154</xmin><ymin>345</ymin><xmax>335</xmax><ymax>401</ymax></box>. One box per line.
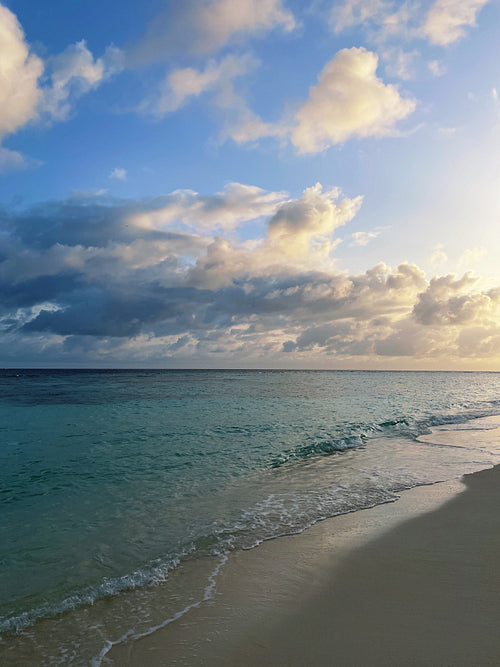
<box><xmin>4</xmin><ymin>0</ymin><xmax>500</xmax><ymax>662</ymax></box>
<box><xmin>2</xmin><ymin>371</ymin><xmax>500</xmax><ymax>666</ymax></box>
<box><xmin>108</xmin><ymin>458</ymin><xmax>500</xmax><ymax>665</ymax></box>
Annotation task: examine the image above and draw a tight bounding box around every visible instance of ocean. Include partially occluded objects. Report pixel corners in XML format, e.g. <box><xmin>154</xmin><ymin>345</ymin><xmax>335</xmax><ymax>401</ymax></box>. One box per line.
<box><xmin>1</xmin><ymin>369</ymin><xmax>500</xmax><ymax>665</ymax></box>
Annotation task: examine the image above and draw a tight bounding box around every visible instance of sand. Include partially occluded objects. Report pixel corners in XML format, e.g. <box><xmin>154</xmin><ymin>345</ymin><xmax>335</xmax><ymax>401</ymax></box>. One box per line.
<box><xmin>238</xmin><ymin>465</ymin><xmax>500</xmax><ymax>667</ymax></box>
<box><xmin>107</xmin><ymin>459</ymin><xmax>500</xmax><ymax>666</ymax></box>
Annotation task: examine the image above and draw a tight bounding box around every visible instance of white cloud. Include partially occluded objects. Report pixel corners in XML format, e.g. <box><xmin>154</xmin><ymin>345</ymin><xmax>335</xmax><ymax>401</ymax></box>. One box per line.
<box><xmin>138</xmin><ymin>48</ymin><xmax>418</xmax><ymax>154</ymax></box>
<box><xmin>139</xmin><ymin>52</ymin><xmax>287</xmax><ymax>146</ymax></box>
<box><xmin>211</xmin><ymin>62</ymin><xmax>286</xmax><ymax>144</ymax></box>
<box><xmin>187</xmin><ymin>184</ymin><xmax>363</xmax><ymax>287</ymax></box>
<box><xmin>328</xmin><ymin>0</ymin><xmax>419</xmax><ymax>44</ymax></box>
<box><xmin>139</xmin><ymin>54</ymin><xmax>256</xmax><ymax>116</ymax></box>
<box><xmin>382</xmin><ymin>49</ymin><xmax>418</xmax><ymax>81</ymax></box>
<box><xmin>40</xmin><ymin>40</ymin><xmax>124</xmax><ymax>121</ymax></box>
<box><xmin>350</xmin><ymin>229</ymin><xmax>382</xmax><ymax>246</ymax></box>
<box><xmin>437</xmin><ymin>126</ymin><xmax>457</xmax><ymax>136</ymax></box>
<box><xmin>0</xmin><ymin>4</ymin><xmax>123</xmax><ymax>170</ymax></box>
<box><xmin>329</xmin><ymin>0</ymin><xmax>491</xmax><ymax>49</ymax></box>
<box><xmin>0</xmin><ymin>4</ymin><xmax>43</xmax><ymax>137</ymax></box>
<box><xmin>423</xmin><ymin>0</ymin><xmax>491</xmax><ymax>46</ymax></box>
<box><xmin>329</xmin><ymin>0</ymin><xmax>389</xmax><ymax>33</ymax></box>
<box><xmin>458</xmin><ymin>247</ymin><xmax>485</xmax><ymax>268</ymax></box>
<box><xmin>192</xmin><ymin>0</ymin><xmax>295</xmax><ymax>52</ymax></box>
<box><xmin>0</xmin><ymin>3</ymin><xmax>43</xmax><ymax>168</ymax></box>
<box><xmin>133</xmin><ymin>0</ymin><xmax>295</xmax><ymax>61</ymax></box>
<box><xmin>0</xmin><ymin>146</ymin><xmax>30</xmax><ymax>173</ymax></box>
<box><xmin>130</xmin><ymin>182</ymin><xmax>289</xmax><ymax>233</ymax></box>
<box><xmin>266</xmin><ymin>183</ymin><xmax>363</xmax><ymax>257</ymax></box>
<box><xmin>291</xmin><ymin>48</ymin><xmax>416</xmax><ymax>153</ymax></box>
<box><xmin>430</xmin><ymin>245</ymin><xmax>448</xmax><ymax>265</ymax></box>
<box><xmin>381</xmin><ymin>4</ymin><xmax>415</xmax><ymax>39</ymax></box>
<box><xmin>222</xmin><ymin>113</ymin><xmax>285</xmax><ymax>144</ymax></box>
<box><xmin>428</xmin><ymin>59</ymin><xmax>447</xmax><ymax>77</ymax></box>
<box><xmin>110</xmin><ymin>167</ymin><xmax>127</xmax><ymax>181</ymax></box>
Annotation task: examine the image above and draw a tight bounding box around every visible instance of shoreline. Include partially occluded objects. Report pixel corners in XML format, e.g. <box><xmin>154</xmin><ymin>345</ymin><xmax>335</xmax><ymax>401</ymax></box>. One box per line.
<box><xmin>108</xmin><ymin>461</ymin><xmax>500</xmax><ymax>666</ymax></box>
<box><xmin>106</xmin><ymin>415</ymin><xmax>500</xmax><ymax>666</ymax></box>
<box><xmin>3</xmin><ymin>415</ymin><xmax>500</xmax><ymax>666</ymax></box>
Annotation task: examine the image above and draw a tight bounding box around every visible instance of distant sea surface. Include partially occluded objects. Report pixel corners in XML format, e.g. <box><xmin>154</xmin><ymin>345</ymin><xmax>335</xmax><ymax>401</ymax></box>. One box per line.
<box><xmin>2</xmin><ymin>369</ymin><xmax>500</xmax><ymax>665</ymax></box>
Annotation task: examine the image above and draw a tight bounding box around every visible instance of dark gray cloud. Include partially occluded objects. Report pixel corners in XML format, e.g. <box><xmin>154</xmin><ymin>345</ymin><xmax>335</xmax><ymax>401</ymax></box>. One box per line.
<box><xmin>6</xmin><ymin>194</ymin><xmax>209</xmax><ymax>249</ymax></box>
<box><xmin>22</xmin><ymin>286</ymin><xmax>213</xmax><ymax>337</ymax></box>
<box><xmin>2</xmin><ymin>189</ymin><xmax>500</xmax><ymax>367</ymax></box>
<box><xmin>0</xmin><ymin>273</ymin><xmax>81</xmax><ymax>311</ymax></box>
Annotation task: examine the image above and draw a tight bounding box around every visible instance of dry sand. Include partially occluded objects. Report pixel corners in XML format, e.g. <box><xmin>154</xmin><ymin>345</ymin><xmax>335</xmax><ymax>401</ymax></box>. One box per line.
<box><xmin>108</xmin><ymin>460</ymin><xmax>500</xmax><ymax>666</ymax></box>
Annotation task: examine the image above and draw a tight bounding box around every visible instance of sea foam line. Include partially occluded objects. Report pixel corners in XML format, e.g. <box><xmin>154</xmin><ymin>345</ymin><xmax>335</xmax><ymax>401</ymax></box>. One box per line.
<box><xmin>0</xmin><ymin>551</ymin><xmax>190</xmax><ymax>636</ymax></box>
<box><xmin>93</xmin><ymin>482</ymin><xmax>443</xmax><ymax>665</ymax></box>
<box><xmin>93</xmin><ymin>552</ymin><xmax>228</xmax><ymax>666</ymax></box>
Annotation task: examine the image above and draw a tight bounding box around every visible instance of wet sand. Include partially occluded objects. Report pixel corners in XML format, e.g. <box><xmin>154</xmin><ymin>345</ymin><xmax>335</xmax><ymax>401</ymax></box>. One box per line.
<box><xmin>108</xmin><ymin>455</ymin><xmax>500</xmax><ymax>666</ymax></box>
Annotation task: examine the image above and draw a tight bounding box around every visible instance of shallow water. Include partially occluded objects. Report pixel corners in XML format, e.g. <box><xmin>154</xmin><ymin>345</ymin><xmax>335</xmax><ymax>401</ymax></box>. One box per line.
<box><xmin>1</xmin><ymin>369</ymin><xmax>500</xmax><ymax>664</ymax></box>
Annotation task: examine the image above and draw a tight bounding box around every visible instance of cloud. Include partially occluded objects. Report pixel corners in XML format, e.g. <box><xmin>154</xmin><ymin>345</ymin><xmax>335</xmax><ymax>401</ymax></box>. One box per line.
<box><xmin>3</xmin><ymin>192</ymin><xmax>210</xmax><ymax>251</ymax></box>
<box><xmin>328</xmin><ymin>0</ymin><xmax>491</xmax><ymax>49</ymax></box>
<box><xmin>374</xmin><ymin>319</ymin><xmax>453</xmax><ymax>357</ymax></box>
<box><xmin>0</xmin><ymin>3</ymin><xmax>43</xmax><ymax>167</ymax></box>
<box><xmin>0</xmin><ymin>4</ymin><xmax>124</xmax><ymax>171</ymax></box>
<box><xmin>139</xmin><ymin>53</ymin><xmax>256</xmax><ymax>116</ymax></box>
<box><xmin>0</xmin><ymin>4</ymin><xmax>43</xmax><ymax>136</ymax></box>
<box><xmin>129</xmin><ymin>181</ymin><xmax>288</xmax><ymax>233</ymax></box>
<box><xmin>110</xmin><ymin>167</ymin><xmax>127</xmax><ymax>181</ymax></box>
<box><xmin>40</xmin><ymin>40</ymin><xmax>124</xmax><ymax>121</ymax></box>
<box><xmin>430</xmin><ymin>245</ymin><xmax>448</xmax><ymax>265</ymax></box>
<box><xmin>132</xmin><ymin>0</ymin><xmax>295</xmax><ymax>62</ymax></box>
<box><xmin>458</xmin><ymin>247</ymin><xmax>485</xmax><ymax>268</ymax></box>
<box><xmin>0</xmin><ymin>147</ymin><xmax>32</xmax><ymax>174</ymax></box>
<box><xmin>213</xmin><ymin>71</ymin><xmax>286</xmax><ymax>145</ymax></box>
<box><xmin>184</xmin><ymin>184</ymin><xmax>363</xmax><ymax>288</ymax></box>
<box><xmin>137</xmin><ymin>52</ymin><xmax>287</xmax><ymax>146</ymax></box>
<box><xmin>428</xmin><ymin>59</ymin><xmax>447</xmax><ymax>77</ymax></box>
<box><xmin>328</xmin><ymin>0</ymin><xmax>420</xmax><ymax>44</ymax></box>
<box><xmin>437</xmin><ymin>126</ymin><xmax>457</xmax><ymax>136</ymax></box>
<box><xmin>350</xmin><ymin>229</ymin><xmax>383</xmax><ymax>246</ymax></box>
<box><xmin>0</xmin><ymin>183</ymin><xmax>363</xmax><ymax>329</ymax></box>
<box><xmin>412</xmin><ymin>272</ymin><xmax>499</xmax><ymax>326</ymax></box>
<box><xmin>266</xmin><ymin>184</ymin><xmax>363</xmax><ymax>257</ymax></box>
<box><xmin>2</xmin><ymin>185</ymin><xmax>500</xmax><ymax>367</ymax></box>
<box><xmin>291</xmin><ymin>48</ymin><xmax>416</xmax><ymax>153</ymax></box>
<box><xmin>457</xmin><ymin>325</ymin><xmax>500</xmax><ymax>358</ymax></box>
<box><xmin>423</xmin><ymin>0</ymin><xmax>491</xmax><ymax>46</ymax></box>
<box><xmin>137</xmin><ymin>47</ymin><xmax>418</xmax><ymax>154</ymax></box>
<box><xmin>329</xmin><ymin>0</ymin><xmax>390</xmax><ymax>33</ymax></box>
<box><xmin>381</xmin><ymin>49</ymin><xmax>418</xmax><ymax>81</ymax></box>
<box><xmin>221</xmin><ymin>111</ymin><xmax>285</xmax><ymax>145</ymax></box>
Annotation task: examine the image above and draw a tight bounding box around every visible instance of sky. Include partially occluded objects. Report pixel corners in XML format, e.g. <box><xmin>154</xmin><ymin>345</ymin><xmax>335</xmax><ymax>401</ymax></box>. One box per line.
<box><xmin>1</xmin><ymin>0</ymin><xmax>500</xmax><ymax>369</ymax></box>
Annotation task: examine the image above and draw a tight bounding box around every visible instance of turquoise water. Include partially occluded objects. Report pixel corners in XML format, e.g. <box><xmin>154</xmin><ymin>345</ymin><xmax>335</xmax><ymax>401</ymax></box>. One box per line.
<box><xmin>1</xmin><ymin>369</ymin><xmax>500</xmax><ymax>664</ymax></box>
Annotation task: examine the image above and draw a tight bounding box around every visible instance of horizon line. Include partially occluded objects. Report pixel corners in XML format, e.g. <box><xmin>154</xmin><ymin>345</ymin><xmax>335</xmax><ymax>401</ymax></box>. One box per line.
<box><xmin>2</xmin><ymin>367</ymin><xmax>499</xmax><ymax>374</ymax></box>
